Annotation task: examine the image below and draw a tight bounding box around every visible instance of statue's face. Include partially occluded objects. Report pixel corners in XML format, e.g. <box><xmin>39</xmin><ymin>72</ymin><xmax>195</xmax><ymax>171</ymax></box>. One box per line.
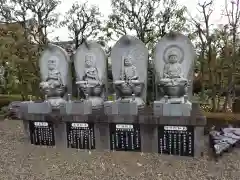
<box><xmin>48</xmin><ymin>59</ymin><xmax>57</xmax><ymax>70</ymax></box>
<box><xmin>124</xmin><ymin>56</ymin><xmax>132</xmax><ymax>66</ymax></box>
<box><xmin>85</xmin><ymin>55</ymin><xmax>93</xmax><ymax>67</ymax></box>
<box><xmin>168</xmin><ymin>55</ymin><xmax>178</xmax><ymax>63</ymax></box>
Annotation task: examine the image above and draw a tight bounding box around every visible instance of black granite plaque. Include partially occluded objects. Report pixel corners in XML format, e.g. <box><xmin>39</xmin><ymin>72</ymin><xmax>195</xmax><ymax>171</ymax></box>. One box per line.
<box><xmin>110</xmin><ymin>123</ymin><xmax>141</xmax><ymax>151</ymax></box>
<box><xmin>158</xmin><ymin>125</ymin><xmax>194</xmax><ymax>157</ymax></box>
<box><xmin>29</xmin><ymin>121</ymin><xmax>55</xmax><ymax>146</ymax></box>
<box><xmin>66</xmin><ymin>122</ymin><xmax>95</xmax><ymax>149</ymax></box>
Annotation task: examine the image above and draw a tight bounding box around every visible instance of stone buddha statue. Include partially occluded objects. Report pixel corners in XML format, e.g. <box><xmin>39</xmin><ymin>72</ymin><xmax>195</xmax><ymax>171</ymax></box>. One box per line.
<box><xmin>76</xmin><ymin>53</ymin><xmax>103</xmax><ymax>108</ymax></box>
<box><xmin>83</xmin><ymin>54</ymin><xmax>101</xmax><ymax>84</ymax></box>
<box><xmin>160</xmin><ymin>52</ymin><xmax>188</xmax><ymax>86</ymax></box>
<box><xmin>114</xmin><ymin>54</ymin><xmax>144</xmax><ymax>106</ymax></box>
<box><xmin>39</xmin><ymin>56</ymin><xmax>66</xmax><ymax>108</ymax></box>
<box><xmin>40</xmin><ymin>57</ymin><xmax>64</xmax><ymax>92</ymax></box>
<box><xmin>121</xmin><ymin>55</ymin><xmax>139</xmax><ymax>81</ymax></box>
<box><xmin>159</xmin><ymin>51</ymin><xmax>189</xmax><ymax>103</ymax></box>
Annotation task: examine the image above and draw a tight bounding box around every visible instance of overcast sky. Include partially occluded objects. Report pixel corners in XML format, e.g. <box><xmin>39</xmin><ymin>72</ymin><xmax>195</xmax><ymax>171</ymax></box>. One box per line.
<box><xmin>48</xmin><ymin>0</ymin><xmax>228</xmax><ymax>41</ymax></box>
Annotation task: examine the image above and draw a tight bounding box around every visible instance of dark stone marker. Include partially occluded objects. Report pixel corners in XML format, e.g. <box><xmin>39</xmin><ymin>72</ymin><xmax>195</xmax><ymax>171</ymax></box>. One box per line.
<box><xmin>158</xmin><ymin>125</ymin><xmax>194</xmax><ymax>157</ymax></box>
<box><xmin>66</xmin><ymin>122</ymin><xmax>95</xmax><ymax>150</ymax></box>
<box><xmin>110</xmin><ymin>123</ymin><xmax>141</xmax><ymax>151</ymax></box>
<box><xmin>29</xmin><ymin>121</ymin><xmax>55</xmax><ymax>146</ymax></box>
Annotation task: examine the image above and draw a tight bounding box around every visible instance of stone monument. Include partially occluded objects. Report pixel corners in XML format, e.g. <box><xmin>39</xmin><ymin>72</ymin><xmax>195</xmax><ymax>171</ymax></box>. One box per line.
<box><xmin>28</xmin><ymin>44</ymin><xmax>71</xmax><ymax>113</ymax></box>
<box><xmin>62</xmin><ymin>41</ymin><xmax>107</xmax><ymax>115</ymax></box>
<box><xmin>153</xmin><ymin>32</ymin><xmax>195</xmax><ymax>116</ymax></box>
<box><xmin>10</xmin><ymin>34</ymin><xmax>206</xmax><ymax>157</ymax></box>
<box><xmin>105</xmin><ymin>35</ymin><xmax>148</xmax><ymax>115</ymax></box>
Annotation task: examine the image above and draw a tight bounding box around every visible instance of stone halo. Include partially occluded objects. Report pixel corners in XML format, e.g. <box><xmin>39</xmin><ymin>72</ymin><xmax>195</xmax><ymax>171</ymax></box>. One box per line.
<box><xmin>163</xmin><ymin>45</ymin><xmax>184</xmax><ymax>64</ymax></box>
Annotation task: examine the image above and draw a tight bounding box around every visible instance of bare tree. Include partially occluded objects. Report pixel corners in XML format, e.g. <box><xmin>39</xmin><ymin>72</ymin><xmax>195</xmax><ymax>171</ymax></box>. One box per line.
<box><xmin>223</xmin><ymin>0</ymin><xmax>240</xmax><ymax>108</ymax></box>
<box><xmin>60</xmin><ymin>2</ymin><xmax>103</xmax><ymax>49</ymax></box>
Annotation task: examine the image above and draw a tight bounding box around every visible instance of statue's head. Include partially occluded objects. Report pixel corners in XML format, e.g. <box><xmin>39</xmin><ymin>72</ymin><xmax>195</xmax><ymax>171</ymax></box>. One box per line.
<box><xmin>48</xmin><ymin>57</ymin><xmax>58</xmax><ymax>70</ymax></box>
<box><xmin>124</xmin><ymin>55</ymin><xmax>133</xmax><ymax>66</ymax></box>
<box><xmin>85</xmin><ymin>54</ymin><xmax>95</xmax><ymax>67</ymax></box>
<box><xmin>168</xmin><ymin>52</ymin><xmax>178</xmax><ymax>64</ymax></box>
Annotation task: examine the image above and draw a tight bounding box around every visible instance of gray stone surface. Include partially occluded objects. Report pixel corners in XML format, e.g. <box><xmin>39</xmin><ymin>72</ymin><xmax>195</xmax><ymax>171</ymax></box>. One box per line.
<box><xmin>94</xmin><ymin>123</ymin><xmax>110</xmax><ymax>151</ymax></box>
<box><xmin>104</xmin><ymin>100</ymin><xmax>138</xmax><ymax>115</ymax></box>
<box><xmin>53</xmin><ymin>122</ymin><xmax>68</xmax><ymax>149</ymax></box>
<box><xmin>39</xmin><ymin>44</ymin><xmax>71</xmax><ymax>88</ymax></box>
<box><xmin>104</xmin><ymin>101</ymin><xmax>118</xmax><ymax>115</ymax></box>
<box><xmin>38</xmin><ymin>44</ymin><xmax>71</xmax><ymax>109</ymax></box>
<box><xmin>154</xmin><ymin>32</ymin><xmax>195</xmax><ymax>109</ymax></box>
<box><xmin>111</xmin><ymin>35</ymin><xmax>148</xmax><ymax>107</ymax></box>
<box><xmin>194</xmin><ymin>127</ymin><xmax>205</xmax><ymax>157</ymax></box>
<box><xmin>103</xmin><ymin>101</ymin><xmax>113</xmax><ymax>114</ymax></box>
<box><xmin>74</xmin><ymin>41</ymin><xmax>107</xmax><ymax>109</ymax></box>
<box><xmin>153</xmin><ymin>32</ymin><xmax>195</xmax><ymax>115</ymax></box>
<box><xmin>154</xmin><ymin>102</ymin><xmax>191</xmax><ymax>116</ymax></box>
<box><xmin>140</xmin><ymin>124</ymin><xmax>158</xmax><ymax>153</ymax></box>
<box><xmin>27</xmin><ymin>102</ymin><xmax>52</xmax><ymax>114</ymax></box>
<box><xmin>117</xmin><ymin>100</ymin><xmax>138</xmax><ymax>115</ymax></box>
<box><xmin>60</xmin><ymin>101</ymin><xmax>92</xmax><ymax>115</ymax></box>
<box><xmin>154</xmin><ymin>32</ymin><xmax>195</xmax><ymax>100</ymax></box>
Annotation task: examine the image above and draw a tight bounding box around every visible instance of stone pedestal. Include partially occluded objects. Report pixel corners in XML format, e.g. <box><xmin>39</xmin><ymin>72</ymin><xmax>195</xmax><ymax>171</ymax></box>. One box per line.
<box><xmin>154</xmin><ymin>101</ymin><xmax>191</xmax><ymax>116</ymax></box>
<box><xmin>27</xmin><ymin>102</ymin><xmax>52</xmax><ymax>114</ymax></box>
<box><xmin>16</xmin><ymin>103</ymin><xmax>205</xmax><ymax>158</ymax></box>
<box><xmin>61</xmin><ymin>100</ymin><xmax>92</xmax><ymax>115</ymax></box>
<box><xmin>104</xmin><ymin>100</ymin><xmax>138</xmax><ymax>115</ymax></box>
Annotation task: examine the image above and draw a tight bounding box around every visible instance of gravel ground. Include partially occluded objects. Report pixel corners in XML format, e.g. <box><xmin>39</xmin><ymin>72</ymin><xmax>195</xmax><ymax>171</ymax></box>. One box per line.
<box><xmin>0</xmin><ymin>120</ymin><xmax>240</xmax><ymax>180</ymax></box>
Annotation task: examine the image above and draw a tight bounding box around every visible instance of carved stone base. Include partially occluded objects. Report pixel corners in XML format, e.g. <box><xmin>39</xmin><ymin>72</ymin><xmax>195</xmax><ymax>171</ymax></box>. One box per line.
<box><xmin>61</xmin><ymin>100</ymin><xmax>92</xmax><ymax>115</ymax></box>
<box><xmin>88</xmin><ymin>96</ymin><xmax>104</xmax><ymax>110</ymax></box>
<box><xmin>104</xmin><ymin>101</ymin><xmax>117</xmax><ymax>114</ymax></box>
<box><xmin>14</xmin><ymin>103</ymin><xmax>206</xmax><ymax>157</ymax></box>
<box><xmin>27</xmin><ymin>102</ymin><xmax>52</xmax><ymax>114</ymax></box>
<box><xmin>121</xmin><ymin>97</ymin><xmax>145</xmax><ymax>108</ymax></box>
<box><xmin>154</xmin><ymin>101</ymin><xmax>192</xmax><ymax>116</ymax></box>
<box><xmin>104</xmin><ymin>100</ymin><xmax>138</xmax><ymax>115</ymax></box>
<box><xmin>48</xmin><ymin>98</ymin><xmax>66</xmax><ymax>109</ymax></box>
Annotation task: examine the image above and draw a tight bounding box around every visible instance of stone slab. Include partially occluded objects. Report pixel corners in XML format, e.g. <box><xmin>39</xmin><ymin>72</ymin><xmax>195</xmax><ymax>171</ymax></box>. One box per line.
<box><xmin>153</xmin><ymin>101</ymin><xmax>191</xmax><ymax>116</ymax></box>
<box><xmin>117</xmin><ymin>101</ymin><xmax>138</xmax><ymax>115</ymax></box>
<box><xmin>22</xmin><ymin>119</ymin><xmax>205</xmax><ymax>157</ymax></box>
<box><xmin>194</xmin><ymin>126</ymin><xmax>205</xmax><ymax>157</ymax></box>
<box><xmin>140</xmin><ymin>124</ymin><xmax>158</xmax><ymax>153</ymax></box>
<box><xmin>61</xmin><ymin>100</ymin><xmax>92</xmax><ymax>115</ymax></box>
<box><xmin>104</xmin><ymin>101</ymin><xmax>118</xmax><ymax>115</ymax></box>
<box><xmin>104</xmin><ymin>101</ymin><xmax>138</xmax><ymax>115</ymax></box>
<box><xmin>153</xmin><ymin>101</ymin><xmax>163</xmax><ymax>116</ymax></box>
<box><xmin>27</xmin><ymin>102</ymin><xmax>52</xmax><ymax>114</ymax></box>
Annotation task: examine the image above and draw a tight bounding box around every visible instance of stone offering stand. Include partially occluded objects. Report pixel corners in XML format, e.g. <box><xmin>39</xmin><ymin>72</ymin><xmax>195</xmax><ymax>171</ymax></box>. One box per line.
<box><xmin>18</xmin><ymin>103</ymin><xmax>206</xmax><ymax>157</ymax></box>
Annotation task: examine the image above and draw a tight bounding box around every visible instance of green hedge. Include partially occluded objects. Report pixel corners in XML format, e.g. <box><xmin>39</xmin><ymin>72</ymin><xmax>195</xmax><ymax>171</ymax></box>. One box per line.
<box><xmin>0</xmin><ymin>94</ymin><xmax>23</xmax><ymax>108</ymax></box>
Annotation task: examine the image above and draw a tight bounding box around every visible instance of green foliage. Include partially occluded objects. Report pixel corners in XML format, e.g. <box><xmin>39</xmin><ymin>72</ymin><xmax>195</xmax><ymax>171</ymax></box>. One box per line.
<box><xmin>0</xmin><ymin>24</ymin><xmax>40</xmax><ymax>98</ymax></box>
<box><xmin>0</xmin><ymin>94</ymin><xmax>22</xmax><ymax>108</ymax></box>
<box><xmin>0</xmin><ymin>0</ymin><xmax>60</xmax><ymax>99</ymax></box>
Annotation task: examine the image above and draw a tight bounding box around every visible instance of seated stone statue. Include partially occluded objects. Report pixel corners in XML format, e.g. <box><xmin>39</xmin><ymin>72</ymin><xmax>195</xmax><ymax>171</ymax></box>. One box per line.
<box><xmin>114</xmin><ymin>54</ymin><xmax>144</xmax><ymax>98</ymax></box>
<box><xmin>40</xmin><ymin>58</ymin><xmax>64</xmax><ymax>91</ymax></box>
<box><xmin>39</xmin><ymin>57</ymin><xmax>66</xmax><ymax>108</ymax></box>
<box><xmin>160</xmin><ymin>52</ymin><xmax>188</xmax><ymax>86</ymax></box>
<box><xmin>76</xmin><ymin>54</ymin><xmax>103</xmax><ymax>108</ymax></box>
<box><xmin>158</xmin><ymin>52</ymin><xmax>189</xmax><ymax>101</ymax></box>
<box><xmin>83</xmin><ymin>54</ymin><xmax>101</xmax><ymax>85</ymax></box>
